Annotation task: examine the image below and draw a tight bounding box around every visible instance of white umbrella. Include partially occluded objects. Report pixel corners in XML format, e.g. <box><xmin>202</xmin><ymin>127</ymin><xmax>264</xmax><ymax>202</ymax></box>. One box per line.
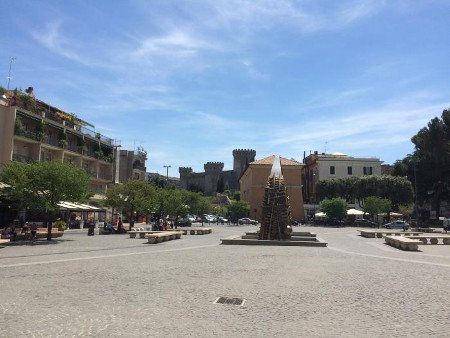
<box><xmin>347</xmin><ymin>208</ymin><xmax>365</xmax><ymax>215</ymax></box>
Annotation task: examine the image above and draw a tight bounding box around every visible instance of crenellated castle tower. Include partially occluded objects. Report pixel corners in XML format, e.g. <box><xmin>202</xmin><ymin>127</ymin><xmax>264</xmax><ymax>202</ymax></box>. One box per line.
<box><xmin>178</xmin><ymin>167</ymin><xmax>193</xmax><ymax>189</ymax></box>
<box><xmin>233</xmin><ymin>149</ymin><xmax>256</xmax><ymax>178</ymax></box>
<box><xmin>204</xmin><ymin>162</ymin><xmax>224</xmax><ymax>195</ymax></box>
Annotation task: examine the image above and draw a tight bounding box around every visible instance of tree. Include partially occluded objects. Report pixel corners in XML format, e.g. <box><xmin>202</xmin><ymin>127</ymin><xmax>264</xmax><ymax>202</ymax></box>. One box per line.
<box><xmin>398</xmin><ymin>205</ymin><xmax>414</xmax><ymax>221</ymax></box>
<box><xmin>363</xmin><ymin>196</ymin><xmax>391</xmax><ymax>223</ymax></box>
<box><xmin>0</xmin><ymin>161</ymin><xmax>90</xmax><ymax>240</ymax></box>
<box><xmin>227</xmin><ymin>200</ymin><xmax>250</xmax><ymax>222</ymax></box>
<box><xmin>317</xmin><ymin>176</ymin><xmax>413</xmax><ymax>209</ymax></box>
<box><xmin>106</xmin><ymin>180</ymin><xmax>157</xmax><ymax>229</ymax></box>
<box><xmin>320</xmin><ymin>198</ymin><xmax>347</xmax><ymax>222</ymax></box>
<box><xmin>392</xmin><ymin>109</ymin><xmax>450</xmax><ymax>218</ymax></box>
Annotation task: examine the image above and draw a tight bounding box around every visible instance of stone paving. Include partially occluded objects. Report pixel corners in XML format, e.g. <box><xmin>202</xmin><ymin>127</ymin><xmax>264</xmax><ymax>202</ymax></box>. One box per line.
<box><xmin>0</xmin><ymin>224</ymin><xmax>449</xmax><ymax>337</ymax></box>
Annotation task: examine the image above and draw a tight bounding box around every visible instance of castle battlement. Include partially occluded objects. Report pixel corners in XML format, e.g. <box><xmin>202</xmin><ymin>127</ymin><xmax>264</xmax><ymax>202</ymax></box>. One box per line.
<box><xmin>233</xmin><ymin>149</ymin><xmax>256</xmax><ymax>157</ymax></box>
<box><xmin>179</xmin><ymin>167</ymin><xmax>193</xmax><ymax>175</ymax></box>
<box><xmin>204</xmin><ymin>162</ymin><xmax>224</xmax><ymax>172</ymax></box>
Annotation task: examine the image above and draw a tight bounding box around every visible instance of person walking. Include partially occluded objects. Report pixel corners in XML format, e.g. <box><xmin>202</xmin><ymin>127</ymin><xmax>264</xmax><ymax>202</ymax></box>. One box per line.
<box><xmin>30</xmin><ymin>222</ymin><xmax>38</xmax><ymax>242</ymax></box>
<box><xmin>87</xmin><ymin>218</ymin><xmax>95</xmax><ymax>236</ymax></box>
<box><xmin>117</xmin><ymin>217</ymin><xmax>124</xmax><ymax>233</ymax></box>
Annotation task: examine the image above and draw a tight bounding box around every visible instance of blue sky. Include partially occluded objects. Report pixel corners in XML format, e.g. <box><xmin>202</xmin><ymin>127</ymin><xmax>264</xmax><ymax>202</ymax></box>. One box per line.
<box><xmin>2</xmin><ymin>0</ymin><xmax>450</xmax><ymax>175</ymax></box>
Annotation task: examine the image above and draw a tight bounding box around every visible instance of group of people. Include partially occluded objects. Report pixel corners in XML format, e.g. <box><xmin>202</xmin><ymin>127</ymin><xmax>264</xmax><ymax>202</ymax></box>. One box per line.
<box><xmin>1</xmin><ymin>222</ymin><xmax>39</xmax><ymax>241</ymax></box>
<box><xmin>152</xmin><ymin>218</ymin><xmax>173</xmax><ymax>231</ymax></box>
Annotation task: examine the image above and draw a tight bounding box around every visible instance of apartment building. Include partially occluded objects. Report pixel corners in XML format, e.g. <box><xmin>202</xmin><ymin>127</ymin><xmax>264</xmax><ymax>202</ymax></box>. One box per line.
<box><xmin>0</xmin><ymin>88</ymin><xmax>117</xmax><ymax>197</ymax></box>
<box><xmin>302</xmin><ymin>151</ymin><xmax>382</xmax><ymax>204</ymax></box>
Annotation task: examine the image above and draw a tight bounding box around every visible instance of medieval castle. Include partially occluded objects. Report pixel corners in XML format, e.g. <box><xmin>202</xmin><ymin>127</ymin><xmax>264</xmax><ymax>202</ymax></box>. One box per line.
<box><xmin>179</xmin><ymin>149</ymin><xmax>256</xmax><ymax>195</ymax></box>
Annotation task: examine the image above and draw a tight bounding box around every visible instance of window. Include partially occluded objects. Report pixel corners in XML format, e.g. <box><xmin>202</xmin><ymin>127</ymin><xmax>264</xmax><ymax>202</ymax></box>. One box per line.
<box><xmin>330</xmin><ymin>166</ymin><xmax>335</xmax><ymax>175</ymax></box>
<box><xmin>363</xmin><ymin>166</ymin><xmax>373</xmax><ymax>175</ymax></box>
<box><xmin>347</xmin><ymin>166</ymin><xmax>352</xmax><ymax>175</ymax></box>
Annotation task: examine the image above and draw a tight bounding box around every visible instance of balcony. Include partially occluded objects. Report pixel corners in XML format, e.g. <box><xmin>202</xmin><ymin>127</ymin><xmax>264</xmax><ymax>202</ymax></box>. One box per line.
<box><xmin>14</xmin><ymin>128</ymin><xmax>41</xmax><ymax>142</ymax></box>
<box><xmin>12</xmin><ymin>153</ymin><xmax>35</xmax><ymax>163</ymax></box>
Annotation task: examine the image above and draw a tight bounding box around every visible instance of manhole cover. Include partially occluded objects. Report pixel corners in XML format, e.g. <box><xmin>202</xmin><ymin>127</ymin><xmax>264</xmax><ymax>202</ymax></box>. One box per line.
<box><xmin>214</xmin><ymin>297</ymin><xmax>245</xmax><ymax>306</ymax></box>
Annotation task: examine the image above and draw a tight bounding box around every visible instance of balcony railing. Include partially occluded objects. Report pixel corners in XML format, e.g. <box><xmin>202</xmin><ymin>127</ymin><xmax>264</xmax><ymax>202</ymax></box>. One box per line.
<box><xmin>12</xmin><ymin>153</ymin><xmax>35</xmax><ymax>163</ymax></box>
<box><xmin>42</xmin><ymin>135</ymin><xmax>59</xmax><ymax>147</ymax></box>
<box><xmin>14</xmin><ymin>128</ymin><xmax>41</xmax><ymax>142</ymax></box>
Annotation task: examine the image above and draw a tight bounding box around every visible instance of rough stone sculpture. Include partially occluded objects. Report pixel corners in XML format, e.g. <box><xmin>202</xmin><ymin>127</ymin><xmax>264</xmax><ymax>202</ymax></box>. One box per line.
<box><xmin>259</xmin><ymin>156</ymin><xmax>292</xmax><ymax>240</ymax></box>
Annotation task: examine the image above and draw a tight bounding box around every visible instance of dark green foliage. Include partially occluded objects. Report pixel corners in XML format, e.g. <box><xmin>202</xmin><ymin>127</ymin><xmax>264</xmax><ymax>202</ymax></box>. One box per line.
<box><xmin>0</xmin><ymin>161</ymin><xmax>90</xmax><ymax>213</ymax></box>
<box><xmin>320</xmin><ymin>198</ymin><xmax>347</xmax><ymax>221</ymax></box>
<box><xmin>317</xmin><ymin>175</ymin><xmax>413</xmax><ymax>209</ymax></box>
<box><xmin>392</xmin><ymin>109</ymin><xmax>450</xmax><ymax>217</ymax></box>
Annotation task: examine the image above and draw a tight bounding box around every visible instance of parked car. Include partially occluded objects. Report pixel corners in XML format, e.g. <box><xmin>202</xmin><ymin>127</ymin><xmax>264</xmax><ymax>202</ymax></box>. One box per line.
<box><xmin>384</xmin><ymin>220</ymin><xmax>410</xmax><ymax>230</ymax></box>
<box><xmin>187</xmin><ymin>215</ymin><xmax>196</xmax><ymax>223</ymax></box>
<box><xmin>354</xmin><ymin>219</ymin><xmax>378</xmax><ymax>228</ymax></box>
<box><xmin>202</xmin><ymin>215</ymin><xmax>216</xmax><ymax>223</ymax></box>
<box><xmin>217</xmin><ymin>216</ymin><xmax>228</xmax><ymax>224</ymax></box>
<box><xmin>238</xmin><ymin>218</ymin><xmax>258</xmax><ymax>225</ymax></box>
<box><xmin>176</xmin><ymin>218</ymin><xmax>192</xmax><ymax>227</ymax></box>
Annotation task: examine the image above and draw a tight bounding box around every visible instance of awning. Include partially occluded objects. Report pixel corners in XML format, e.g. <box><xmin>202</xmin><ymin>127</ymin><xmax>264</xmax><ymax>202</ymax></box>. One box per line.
<box><xmin>58</xmin><ymin>201</ymin><xmax>104</xmax><ymax>211</ymax></box>
<box><xmin>347</xmin><ymin>208</ymin><xmax>365</xmax><ymax>215</ymax></box>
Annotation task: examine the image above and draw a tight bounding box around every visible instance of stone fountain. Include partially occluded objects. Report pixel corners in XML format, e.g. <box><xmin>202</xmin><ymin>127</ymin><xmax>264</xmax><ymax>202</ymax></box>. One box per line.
<box><xmin>221</xmin><ymin>156</ymin><xmax>327</xmax><ymax>247</ymax></box>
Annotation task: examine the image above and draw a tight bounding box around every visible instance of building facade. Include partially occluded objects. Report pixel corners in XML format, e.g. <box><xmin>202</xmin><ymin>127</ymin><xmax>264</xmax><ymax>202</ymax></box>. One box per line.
<box><xmin>240</xmin><ymin>155</ymin><xmax>305</xmax><ymax>222</ymax></box>
<box><xmin>118</xmin><ymin>147</ymin><xmax>147</xmax><ymax>183</ymax></box>
<box><xmin>302</xmin><ymin>151</ymin><xmax>383</xmax><ymax>204</ymax></box>
<box><xmin>179</xmin><ymin>149</ymin><xmax>256</xmax><ymax>195</ymax></box>
<box><xmin>0</xmin><ymin>89</ymin><xmax>117</xmax><ymax>197</ymax></box>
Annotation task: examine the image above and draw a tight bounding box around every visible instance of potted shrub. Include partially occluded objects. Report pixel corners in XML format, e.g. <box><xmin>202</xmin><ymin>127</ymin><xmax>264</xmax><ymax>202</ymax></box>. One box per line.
<box><xmin>55</xmin><ymin>219</ymin><xmax>67</xmax><ymax>231</ymax></box>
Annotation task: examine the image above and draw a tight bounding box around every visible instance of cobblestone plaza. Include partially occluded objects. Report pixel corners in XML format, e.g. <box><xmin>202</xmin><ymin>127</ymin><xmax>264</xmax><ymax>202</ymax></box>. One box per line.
<box><xmin>1</xmin><ymin>225</ymin><xmax>449</xmax><ymax>337</ymax></box>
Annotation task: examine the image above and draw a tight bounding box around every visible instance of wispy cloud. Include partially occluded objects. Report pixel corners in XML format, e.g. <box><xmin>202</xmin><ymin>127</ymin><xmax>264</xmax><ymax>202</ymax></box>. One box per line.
<box><xmin>133</xmin><ymin>29</ymin><xmax>217</xmax><ymax>58</ymax></box>
<box><xmin>31</xmin><ymin>21</ymin><xmax>91</xmax><ymax>65</ymax></box>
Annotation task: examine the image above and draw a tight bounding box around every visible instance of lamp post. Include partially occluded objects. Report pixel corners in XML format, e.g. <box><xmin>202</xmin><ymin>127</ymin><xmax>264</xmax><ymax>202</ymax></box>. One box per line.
<box><xmin>163</xmin><ymin>165</ymin><xmax>171</xmax><ymax>187</ymax></box>
<box><xmin>7</xmin><ymin>57</ymin><xmax>16</xmax><ymax>90</ymax></box>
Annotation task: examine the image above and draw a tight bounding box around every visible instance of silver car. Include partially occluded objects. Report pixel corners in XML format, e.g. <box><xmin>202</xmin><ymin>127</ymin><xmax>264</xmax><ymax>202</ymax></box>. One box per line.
<box><xmin>384</xmin><ymin>220</ymin><xmax>409</xmax><ymax>230</ymax></box>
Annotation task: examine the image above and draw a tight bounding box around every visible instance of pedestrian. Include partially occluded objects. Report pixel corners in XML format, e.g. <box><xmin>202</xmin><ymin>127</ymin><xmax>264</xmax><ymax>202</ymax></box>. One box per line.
<box><xmin>30</xmin><ymin>222</ymin><xmax>38</xmax><ymax>242</ymax></box>
<box><xmin>87</xmin><ymin>218</ymin><xmax>95</xmax><ymax>236</ymax></box>
<box><xmin>117</xmin><ymin>217</ymin><xmax>124</xmax><ymax>233</ymax></box>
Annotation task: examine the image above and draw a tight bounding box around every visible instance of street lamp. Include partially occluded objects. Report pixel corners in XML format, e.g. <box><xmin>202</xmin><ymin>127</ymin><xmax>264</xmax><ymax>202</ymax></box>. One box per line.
<box><xmin>163</xmin><ymin>165</ymin><xmax>171</xmax><ymax>187</ymax></box>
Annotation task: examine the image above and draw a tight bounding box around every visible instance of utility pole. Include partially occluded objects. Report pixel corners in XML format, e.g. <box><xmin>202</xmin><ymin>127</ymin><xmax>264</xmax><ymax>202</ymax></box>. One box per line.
<box><xmin>163</xmin><ymin>165</ymin><xmax>171</xmax><ymax>187</ymax></box>
<box><xmin>7</xmin><ymin>57</ymin><xmax>16</xmax><ymax>90</ymax></box>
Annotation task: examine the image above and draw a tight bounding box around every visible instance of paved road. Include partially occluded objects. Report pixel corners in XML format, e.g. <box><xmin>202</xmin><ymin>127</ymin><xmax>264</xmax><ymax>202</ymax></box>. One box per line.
<box><xmin>1</xmin><ymin>225</ymin><xmax>449</xmax><ymax>337</ymax></box>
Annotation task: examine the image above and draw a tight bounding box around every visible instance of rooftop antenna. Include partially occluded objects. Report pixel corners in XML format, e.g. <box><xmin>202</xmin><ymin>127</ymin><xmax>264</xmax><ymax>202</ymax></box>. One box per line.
<box><xmin>6</xmin><ymin>57</ymin><xmax>16</xmax><ymax>90</ymax></box>
<box><xmin>324</xmin><ymin>141</ymin><xmax>328</xmax><ymax>154</ymax></box>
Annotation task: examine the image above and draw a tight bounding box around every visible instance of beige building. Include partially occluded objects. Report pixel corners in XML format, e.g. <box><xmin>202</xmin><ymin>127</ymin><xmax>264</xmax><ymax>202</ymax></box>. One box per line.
<box><xmin>302</xmin><ymin>151</ymin><xmax>382</xmax><ymax>204</ymax></box>
<box><xmin>118</xmin><ymin>147</ymin><xmax>147</xmax><ymax>183</ymax></box>
<box><xmin>0</xmin><ymin>89</ymin><xmax>117</xmax><ymax>197</ymax></box>
<box><xmin>240</xmin><ymin>155</ymin><xmax>305</xmax><ymax>222</ymax></box>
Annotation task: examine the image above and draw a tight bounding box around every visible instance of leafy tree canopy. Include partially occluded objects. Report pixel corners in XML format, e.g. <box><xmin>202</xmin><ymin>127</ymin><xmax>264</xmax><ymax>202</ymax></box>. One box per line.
<box><xmin>392</xmin><ymin>109</ymin><xmax>450</xmax><ymax>217</ymax></box>
<box><xmin>0</xmin><ymin>161</ymin><xmax>90</xmax><ymax>213</ymax></box>
<box><xmin>320</xmin><ymin>198</ymin><xmax>347</xmax><ymax>221</ymax></box>
<box><xmin>317</xmin><ymin>175</ymin><xmax>413</xmax><ymax>209</ymax></box>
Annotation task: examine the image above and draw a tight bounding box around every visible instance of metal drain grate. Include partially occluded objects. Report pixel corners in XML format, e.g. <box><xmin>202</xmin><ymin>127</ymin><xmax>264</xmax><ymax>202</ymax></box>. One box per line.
<box><xmin>214</xmin><ymin>297</ymin><xmax>245</xmax><ymax>306</ymax></box>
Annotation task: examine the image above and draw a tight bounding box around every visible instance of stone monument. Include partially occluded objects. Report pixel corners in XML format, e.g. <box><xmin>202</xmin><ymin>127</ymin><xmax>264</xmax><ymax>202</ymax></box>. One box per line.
<box><xmin>259</xmin><ymin>156</ymin><xmax>292</xmax><ymax>240</ymax></box>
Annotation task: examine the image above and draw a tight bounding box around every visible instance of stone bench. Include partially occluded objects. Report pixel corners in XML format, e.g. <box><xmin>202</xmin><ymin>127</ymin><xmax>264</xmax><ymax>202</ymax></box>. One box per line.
<box><xmin>146</xmin><ymin>231</ymin><xmax>182</xmax><ymax>244</ymax></box>
<box><xmin>384</xmin><ymin>235</ymin><xmax>421</xmax><ymax>251</ymax></box>
<box><xmin>358</xmin><ymin>230</ymin><xmax>422</xmax><ymax>238</ymax></box>
<box><xmin>181</xmin><ymin>227</ymin><xmax>212</xmax><ymax>235</ymax></box>
<box><xmin>405</xmin><ymin>235</ymin><xmax>450</xmax><ymax>245</ymax></box>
